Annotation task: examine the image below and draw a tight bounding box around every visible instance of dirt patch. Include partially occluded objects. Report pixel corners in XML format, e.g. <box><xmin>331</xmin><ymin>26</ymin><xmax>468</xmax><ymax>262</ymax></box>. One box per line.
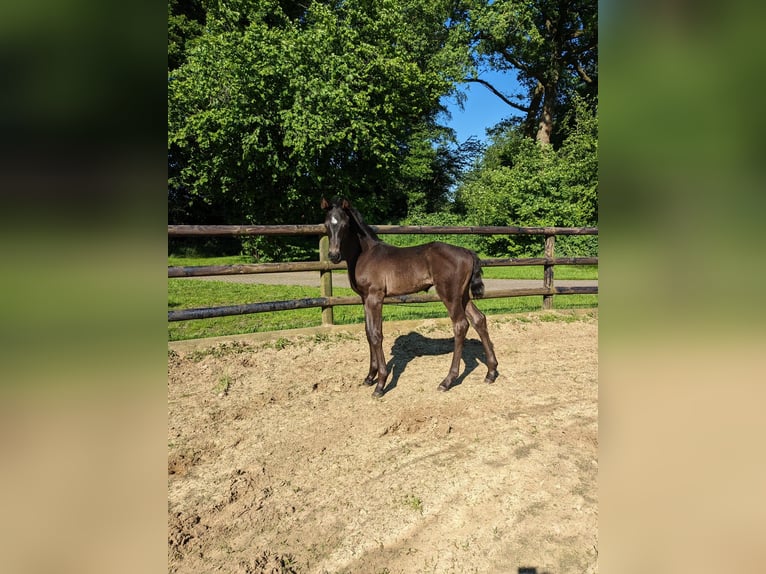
<box><xmin>168</xmin><ymin>310</ymin><xmax>598</xmax><ymax>573</ymax></box>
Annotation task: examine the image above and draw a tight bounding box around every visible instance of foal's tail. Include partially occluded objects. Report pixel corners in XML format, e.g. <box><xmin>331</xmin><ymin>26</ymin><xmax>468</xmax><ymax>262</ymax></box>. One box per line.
<box><xmin>470</xmin><ymin>252</ymin><xmax>485</xmax><ymax>299</ymax></box>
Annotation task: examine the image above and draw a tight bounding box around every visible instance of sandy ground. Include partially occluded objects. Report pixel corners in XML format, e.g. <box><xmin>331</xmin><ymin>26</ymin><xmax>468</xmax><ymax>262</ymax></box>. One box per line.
<box><xmin>168</xmin><ymin>310</ymin><xmax>598</xmax><ymax>573</ymax></box>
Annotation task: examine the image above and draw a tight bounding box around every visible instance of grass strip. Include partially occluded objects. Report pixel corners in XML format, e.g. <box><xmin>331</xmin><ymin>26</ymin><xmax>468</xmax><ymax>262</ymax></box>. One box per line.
<box><xmin>169</xmin><ymin>279</ymin><xmax>597</xmax><ymax>341</ymax></box>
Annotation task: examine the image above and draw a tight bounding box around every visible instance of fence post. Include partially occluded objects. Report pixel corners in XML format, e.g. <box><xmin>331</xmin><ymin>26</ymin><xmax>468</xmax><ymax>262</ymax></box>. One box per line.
<box><xmin>319</xmin><ymin>235</ymin><xmax>334</xmax><ymax>325</ymax></box>
<box><xmin>543</xmin><ymin>234</ymin><xmax>555</xmax><ymax>310</ymax></box>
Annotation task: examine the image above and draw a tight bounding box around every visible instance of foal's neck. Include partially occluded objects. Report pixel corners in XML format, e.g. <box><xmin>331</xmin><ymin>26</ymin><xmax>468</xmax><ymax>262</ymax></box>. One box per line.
<box><xmin>343</xmin><ymin>216</ymin><xmax>380</xmax><ymax>295</ymax></box>
<box><xmin>357</xmin><ymin>233</ymin><xmax>378</xmax><ymax>252</ymax></box>
<box><xmin>347</xmin><ymin>215</ymin><xmax>379</xmax><ymax>256</ymax></box>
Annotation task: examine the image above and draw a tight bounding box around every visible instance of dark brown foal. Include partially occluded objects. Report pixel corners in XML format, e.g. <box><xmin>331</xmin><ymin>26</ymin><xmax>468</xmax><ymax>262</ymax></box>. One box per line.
<box><xmin>321</xmin><ymin>197</ymin><xmax>499</xmax><ymax>397</ymax></box>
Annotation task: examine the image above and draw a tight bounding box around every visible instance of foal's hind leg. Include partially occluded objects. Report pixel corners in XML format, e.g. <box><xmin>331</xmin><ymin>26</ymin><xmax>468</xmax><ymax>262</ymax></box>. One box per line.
<box><xmin>466</xmin><ymin>301</ymin><xmax>499</xmax><ymax>383</ymax></box>
<box><xmin>438</xmin><ymin>314</ymin><xmax>469</xmax><ymax>391</ymax></box>
<box><xmin>437</xmin><ymin>292</ymin><xmax>470</xmax><ymax>392</ymax></box>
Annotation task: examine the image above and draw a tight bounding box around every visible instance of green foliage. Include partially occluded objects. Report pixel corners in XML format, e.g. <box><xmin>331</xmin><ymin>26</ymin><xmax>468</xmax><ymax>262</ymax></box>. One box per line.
<box><xmin>456</xmin><ymin>96</ymin><xmax>598</xmax><ymax>257</ymax></box>
<box><xmin>168</xmin><ymin>1</ymin><xmax>599</xmax><ymax>262</ymax></box>
<box><xmin>404</xmin><ymin>494</ymin><xmax>424</xmax><ymax>513</ymax></box>
<box><xmin>168</xmin><ymin>0</ymin><xmax>472</xmax><ymax>258</ymax></box>
<box><xmin>465</xmin><ymin>0</ymin><xmax>598</xmax><ymax>144</ymax></box>
<box><xmin>239</xmin><ymin>235</ymin><xmax>317</xmax><ymax>262</ymax></box>
<box><xmin>385</xmin><ymin>210</ymin><xmax>481</xmax><ymax>252</ymax></box>
<box><xmin>168</xmin><ymin>0</ymin><xmax>206</xmax><ymax>71</ymax></box>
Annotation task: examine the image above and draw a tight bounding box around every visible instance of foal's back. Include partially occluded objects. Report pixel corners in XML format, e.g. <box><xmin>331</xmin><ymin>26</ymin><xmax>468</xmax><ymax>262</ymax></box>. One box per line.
<box><xmin>354</xmin><ymin>241</ymin><xmax>474</xmax><ymax>297</ymax></box>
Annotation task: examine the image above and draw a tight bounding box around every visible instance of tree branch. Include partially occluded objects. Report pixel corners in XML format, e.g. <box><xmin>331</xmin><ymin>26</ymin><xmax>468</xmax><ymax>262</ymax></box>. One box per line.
<box><xmin>497</xmin><ymin>46</ymin><xmax>533</xmax><ymax>75</ymax></box>
<box><xmin>475</xmin><ymin>31</ymin><xmax>533</xmax><ymax>76</ymax></box>
<box><xmin>464</xmin><ymin>78</ymin><xmax>529</xmax><ymax>112</ymax></box>
<box><xmin>574</xmin><ymin>63</ymin><xmax>594</xmax><ymax>84</ymax></box>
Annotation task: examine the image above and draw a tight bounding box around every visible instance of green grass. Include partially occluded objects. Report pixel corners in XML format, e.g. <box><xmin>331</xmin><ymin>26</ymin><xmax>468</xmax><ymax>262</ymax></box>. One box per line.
<box><xmin>404</xmin><ymin>494</ymin><xmax>424</xmax><ymax>514</ymax></box>
<box><xmin>168</xmin><ymin>254</ymin><xmax>598</xmax><ymax>341</ymax></box>
<box><xmin>168</xmin><ymin>255</ymin><xmax>597</xmax><ymax>277</ymax></box>
<box><xmin>168</xmin><ymin>281</ymin><xmax>334</xmax><ymax>340</ymax></box>
<box><xmin>215</xmin><ymin>374</ymin><xmax>232</xmax><ymax>396</ymax></box>
<box><xmin>168</xmin><ymin>254</ymin><xmax>256</xmax><ymax>267</ymax></box>
<box><xmin>481</xmin><ymin>264</ymin><xmax>597</xmax><ymax>280</ymax></box>
<box><xmin>168</xmin><ymin>278</ymin><xmax>597</xmax><ymax>341</ymax></box>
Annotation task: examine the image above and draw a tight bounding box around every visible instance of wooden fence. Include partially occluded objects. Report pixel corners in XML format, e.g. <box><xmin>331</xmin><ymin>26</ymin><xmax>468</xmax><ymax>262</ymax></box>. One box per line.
<box><xmin>168</xmin><ymin>224</ymin><xmax>598</xmax><ymax>325</ymax></box>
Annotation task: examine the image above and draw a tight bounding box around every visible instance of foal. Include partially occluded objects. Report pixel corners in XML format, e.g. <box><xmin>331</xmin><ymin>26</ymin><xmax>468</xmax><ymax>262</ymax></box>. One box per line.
<box><xmin>321</xmin><ymin>197</ymin><xmax>499</xmax><ymax>397</ymax></box>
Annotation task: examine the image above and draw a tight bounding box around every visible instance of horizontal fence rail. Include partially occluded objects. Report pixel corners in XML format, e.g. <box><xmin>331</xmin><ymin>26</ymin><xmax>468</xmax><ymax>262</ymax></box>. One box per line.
<box><xmin>167</xmin><ymin>257</ymin><xmax>599</xmax><ymax>278</ymax></box>
<box><xmin>169</xmin><ymin>224</ymin><xmax>598</xmax><ymax>237</ymax></box>
<box><xmin>168</xmin><ymin>224</ymin><xmax>598</xmax><ymax>326</ymax></box>
<box><xmin>168</xmin><ymin>287</ymin><xmax>596</xmax><ymax>322</ymax></box>
<box><xmin>168</xmin><ymin>261</ymin><xmax>346</xmax><ymax>278</ymax></box>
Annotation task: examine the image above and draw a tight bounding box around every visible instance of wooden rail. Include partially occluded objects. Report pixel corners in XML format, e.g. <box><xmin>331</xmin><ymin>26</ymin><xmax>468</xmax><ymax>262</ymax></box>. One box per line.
<box><xmin>168</xmin><ymin>224</ymin><xmax>598</xmax><ymax>236</ymax></box>
<box><xmin>167</xmin><ymin>257</ymin><xmax>598</xmax><ymax>278</ymax></box>
<box><xmin>168</xmin><ymin>286</ymin><xmax>596</xmax><ymax>322</ymax></box>
<box><xmin>168</xmin><ymin>224</ymin><xmax>598</xmax><ymax>326</ymax></box>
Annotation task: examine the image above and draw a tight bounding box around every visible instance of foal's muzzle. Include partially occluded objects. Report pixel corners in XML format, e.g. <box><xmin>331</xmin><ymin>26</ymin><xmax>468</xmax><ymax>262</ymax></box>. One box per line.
<box><xmin>328</xmin><ymin>251</ymin><xmax>341</xmax><ymax>264</ymax></box>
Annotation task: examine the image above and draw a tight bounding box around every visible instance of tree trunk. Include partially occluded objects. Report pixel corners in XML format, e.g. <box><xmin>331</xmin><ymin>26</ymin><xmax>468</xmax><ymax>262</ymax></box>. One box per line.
<box><xmin>524</xmin><ymin>81</ymin><xmax>544</xmax><ymax>139</ymax></box>
<box><xmin>535</xmin><ymin>83</ymin><xmax>556</xmax><ymax>145</ymax></box>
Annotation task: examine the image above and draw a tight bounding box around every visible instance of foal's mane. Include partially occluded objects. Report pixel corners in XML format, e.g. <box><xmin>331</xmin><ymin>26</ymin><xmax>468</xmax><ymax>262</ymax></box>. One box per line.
<box><xmin>344</xmin><ymin>200</ymin><xmax>380</xmax><ymax>241</ymax></box>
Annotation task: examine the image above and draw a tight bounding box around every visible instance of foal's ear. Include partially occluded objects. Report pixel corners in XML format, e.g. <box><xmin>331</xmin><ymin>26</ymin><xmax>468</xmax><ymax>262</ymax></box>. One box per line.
<box><xmin>341</xmin><ymin>198</ymin><xmax>351</xmax><ymax>210</ymax></box>
<box><xmin>320</xmin><ymin>197</ymin><xmax>330</xmax><ymax>210</ymax></box>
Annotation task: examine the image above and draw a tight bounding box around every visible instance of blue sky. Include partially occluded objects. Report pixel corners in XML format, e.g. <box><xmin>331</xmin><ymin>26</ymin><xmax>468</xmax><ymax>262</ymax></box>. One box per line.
<box><xmin>440</xmin><ymin>69</ymin><xmax>525</xmax><ymax>144</ymax></box>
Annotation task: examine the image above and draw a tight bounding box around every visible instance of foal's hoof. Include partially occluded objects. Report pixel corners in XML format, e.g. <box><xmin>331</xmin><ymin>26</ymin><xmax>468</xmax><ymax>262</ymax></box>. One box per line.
<box><xmin>484</xmin><ymin>370</ymin><xmax>500</xmax><ymax>384</ymax></box>
<box><xmin>437</xmin><ymin>383</ymin><xmax>450</xmax><ymax>392</ymax></box>
<box><xmin>372</xmin><ymin>388</ymin><xmax>385</xmax><ymax>398</ymax></box>
<box><xmin>363</xmin><ymin>377</ymin><xmax>376</xmax><ymax>386</ymax></box>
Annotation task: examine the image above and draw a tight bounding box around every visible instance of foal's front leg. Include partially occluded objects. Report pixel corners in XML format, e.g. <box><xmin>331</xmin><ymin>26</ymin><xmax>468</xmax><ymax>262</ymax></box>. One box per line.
<box><xmin>363</xmin><ymin>293</ymin><xmax>388</xmax><ymax>397</ymax></box>
<box><xmin>361</xmin><ymin>296</ymin><xmax>378</xmax><ymax>386</ymax></box>
<box><xmin>363</xmin><ymin>343</ymin><xmax>378</xmax><ymax>387</ymax></box>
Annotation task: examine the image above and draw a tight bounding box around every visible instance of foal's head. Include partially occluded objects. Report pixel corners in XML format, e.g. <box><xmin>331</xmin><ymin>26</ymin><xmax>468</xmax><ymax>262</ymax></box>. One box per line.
<box><xmin>321</xmin><ymin>197</ymin><xmax>352</xmax><ymax>263</ymax></box>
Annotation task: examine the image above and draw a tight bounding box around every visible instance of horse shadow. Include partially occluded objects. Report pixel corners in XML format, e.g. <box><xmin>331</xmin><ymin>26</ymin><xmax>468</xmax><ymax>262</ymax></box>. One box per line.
<box><xmin>383</xmin><ymin>331</ymin><xmax>489</xmax><ymax>395</ymax></box>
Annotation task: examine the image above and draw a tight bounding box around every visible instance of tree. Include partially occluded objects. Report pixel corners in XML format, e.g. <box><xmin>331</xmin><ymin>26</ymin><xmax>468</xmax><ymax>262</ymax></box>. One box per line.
<box><xmin>168</xmin><ymin>0</ymin><xmax>472</xmax><ymax>257</ymax></box>
<box><xmin>449</xmin><ymin>1</ymin><xmax>598</xmax><ymax>256</ymax></box>
<box><xmin>168</xmin><ymin>0</ymin><xmax>206</xmax><ymax>72</ymax></box>
<box><xmin>456</xmin><ymin>95</ymin><xmax>597</xmax><ymax>256</ymax></box>
<box><xmin>464</xmin><ymin>0</ymin><xmax>597</xmax><ymax>145</ymax></box>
